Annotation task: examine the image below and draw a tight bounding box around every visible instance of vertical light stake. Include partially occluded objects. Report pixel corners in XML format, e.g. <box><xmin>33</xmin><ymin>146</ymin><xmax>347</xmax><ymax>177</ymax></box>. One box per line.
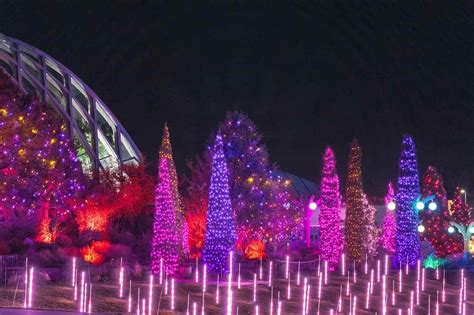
<box><xmin>416</xmin><ymin>280</ymin><xmax>420</xmax><ymax>305</ymax></box>
<box><xmin>136</xmin><ymin>288</ymin><xmax>140</xmax><ymax>315</ymax></box>
<box><xmin>417</xmin><ymin>259</ymin><xmax>420</xmax><ymax>281</ymax></box>
<box><xmin>80</xmin><ymin>271</ymin><xmax>85</xmax><ymax>312</ymax></box>
<box><xmin>165</xmin><ymin>274</ymin><xmax>168</xmax><ymax>295</ymax></box>
<box><xmin>171</xmin><ymin>278</ymin><xmax>175</xmax><ymax>310</ymax></box>
<box><xmin>119</xmin><ymin>257</ymin><xmax>124</xmax><ymax>298</ymax></box>
<box><xmin>88</xmin><ymin>283</ymin><xmax>92</xmax><ymax>314</ymax></box>
<box><xmin>203</xmin><ymin>264</ymin><xmax>207</xmax><ymax>292</ymax></box>
<box><xmin>202</xmin><ymin>291</ymin><xmax>205</xmax><ymax>315</ymax></box>
<box><xmin>277</xmin><ymin>301</ymin><xmax>282</xmax><ymax>315</ymax></box>
<box><xmin>305</xmin><ymin>285</ymin><xmax>311</xmax><ymax>314</ymax></box>
<box><xmin>405</xmin><ymin>259</ymin><xmax>409</xmax><ymax>275</ymax></box>
<box><xmin>148</xmin><ymin>275</ymin><xmax>153</xmax><ymax>315</ymax></box>
<box><xmin>353</xmin><ymin>262</ymin><xmax>357</xmax><ymax>283</ymax></box>
<box><xmin>324</xmin><ymin>261</ymin><xmax>328</xmax><ymax>285</ymax></box>
<box><xmin>74</xmin><ymin>269</ymin><xmax>78</xmax><ymax>301</ymax></box>
<box><xmin>302</xmin><ymin>278</ymin><xmax>307</xmax><ymax>315</ymax></box>
<box><xmin>410</xmin><ymin>290</ymin><xmax>414</xmax><ymax>314</ymax></box>
<box><xmin>377</xmin><ymin>260</ymin><xmax>381</xmax><ymax>283</ymax></box>
<box><xmin>28</xmin><ymin>267</ymin><xmax>33</xmax><ymax>308</ymax></box>
<box><xmin>72</xmin><ymin>257</ymin><xmax>76</xmax><ymax>287</ymax></box>
<box><xmin>382</xmin><ymin>275</ymin><xmax>386</xmax><ymax>312</ymax></box>
<box><xmin>24</xmin><ymin>258</ymin><xmax>28</xmax><ymax>309</ymax></box>
<box><xmin>255</xmin><ymin>305</ymin><xmax>259</xmax><ymax>315</ymax></box>
<box><xmin>398</xmin><ymin>264</ymin><xmax>402</xmax><ymax>293</ymax></box>
<box><xmin>285</xmin><ymin>255</ymin><xmax>289</xmax><ymax>279</ymax></box>
<box><xmin>186</xmin><ymin>294</ymin><xmax>190</xmax><ymax>315</ymax></box>
<box><xmin>346</xmin><ymin>271</ymin><xmax>350</xmax><ymax>296</ymax></box>
<box><xmin>84</xmin><ymin>281</ymin><xmax>88</xmax><ymax>314</ymax></box>
<box><xmin>365</xmin><ymin>282</ymin><xmax>370</xmax><ymax>309</ymax></box>
<box><xmin>216</xmin><ymin>275</ymin><xmax>220</xmax><ymax>304</ymax></box>
<box><xmin>436</xmin><ymin>268</ymin><xmax>439</xmax><ymax>280</ymax></box>
<box><xmin>364</xmin><ymin>254</ymin><xmax>368</xmax><ymax>275</ymax></box>
<box><xmin>353</xmin><ymin>295</ymin><xmax>357</xmax><ymax>315</ymax></box>
<box><xmin>338</xmin><ymin>285</ymin><xmax>342</xmax><ymax>312</ymax></box>
<box><xmin>436</xmin><ymin>291</ymin><xmax>439</xmax><ymax>315</ymax></box>
<box><xmin>341</xmin><ymin>253</ymin><xmax>345</xmax><ymax>276</ymax></box>
<box><xmin>259</xmin><ymin>258</ymin><xmax>263</xmax><ymax>280</ymax></box>
<box><xmin>384</xmin><ymin>255</ymin><xmax>388</xmax><ymax>275</ymax></box>
<box><xmin>193</xmin><ymin>302</ymin><xmax>197</xmax><ymax>315</ymax></box>
<box><xmin>195</xmin><ymin>257</ymin><xmax>199</xmax><ymax>283</ymax></box>
<box><xmin>370</xmin><ymin>269</ymin><xmax>374</xmax><ymax>294</ymax></box>
<box><xmin>422</xmin><ymin>268</ymin><xmax>425</xmax><ymax>291</ymax></box>
<box><xmin>128</xmin><ymin>280</ymin><xmax>132</xmax><ymax>313</ymax></box>
<box><xmin>391</xmin><ymin>280</ymin><xmax>395</xmax><ymax>305</ymax></box>
<box><xmin>297</xmin><ymin>261</ymin><xmax>301</xmax><ymax>286</ymax></box>
<box><xmin>268</xmin><ymin>261</ymin><xmax>273</xmax><ymax>287</ymax></box>
<box><xmin>253</xmin><ymin>273</ymin><xmax>257</xmax><ymax>302</ymax></box>
<box><xmin>442</xmin><ymin>271</ymin><xmax>446</xmax><ymax>302</ymax></box>
<box><xmin>160</xmin><ymin>257</ymin><xmax>163</xmax><ymax>285</ymax></box>
<box><xmin>142</xmin><ymin>298</ymin><xmax>146</xmax><ymax>315</ymax></box>
<box><xmin>287</xmin><ymin>273</ymin><xmax>291</xmax><ymax>300</ymax></box>
<box><xmin>238</xmin><ymin>263</ymin><xmax>241</xmax><ymax>289</ymax></box>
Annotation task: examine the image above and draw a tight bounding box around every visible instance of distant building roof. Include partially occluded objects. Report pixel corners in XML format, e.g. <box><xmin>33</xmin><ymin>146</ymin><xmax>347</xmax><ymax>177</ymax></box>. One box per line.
<box><xmin>274</xmin><ymin>171</ymin><xmax>319</xmax><ymax>198</ymax></box>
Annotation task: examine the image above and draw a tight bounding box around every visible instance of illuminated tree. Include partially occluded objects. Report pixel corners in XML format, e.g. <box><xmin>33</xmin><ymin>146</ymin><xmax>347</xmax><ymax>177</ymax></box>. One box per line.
<box><xmin>380</xmin><ymin>182</ymin><xmax>397</xmax><ymax>255</ymax></box>
<box><xmin>159</xmin><ymin>123</ymin><xmax>188</xmax><ymax>256</ymax></box>
<box><xmin>345</xmin><ymin>139</ymin><xmax>364</xmax><ymax>261</ymax></box>
<box><xmin>319</xmin><ymin>147</ymin><xmax>343</xmax><ymax>270</ymax></box>
<box><xmin>395</xmin><ymin>135</ymin><xmax>420</xmax><ymax>266</ymax></box>
<box><xmin>203</xmin><ymin>134</ymin><xmax>236</xmax><ymax>274</ymax></box>
<box><xmin>450</xmin><ymin>187</ymin><xmax>472</xmax><ymax>227</ymax></box>
<box><xmin>0</xmin><ymin>70</ymin><xmax>84</xmax><ymax>227</ymax></box>
<box><xmin>420</xmin><ymin>166</ymin><xmax>462</xmax><ymax>257</ymax></box>
<box><xmin>151</xmin><ymin>156</ymin><xmax>179</xmax><ymax>275</ymax></box>
<box><xmin>362</xmin><ymin>194</ymin><xmax>379</xmax><ymax>257</ymax></box>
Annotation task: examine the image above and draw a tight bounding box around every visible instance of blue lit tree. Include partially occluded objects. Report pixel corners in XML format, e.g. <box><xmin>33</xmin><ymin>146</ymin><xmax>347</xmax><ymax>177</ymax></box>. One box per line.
<box><xmin>395</xmin><ymin>135</ymin><xmax>420</xmax><ymax>266</ymax></box>
<box><xmin>203</xmin><ymin>134</ymin><xmax>236</xmax><ymax>274</ymax></box>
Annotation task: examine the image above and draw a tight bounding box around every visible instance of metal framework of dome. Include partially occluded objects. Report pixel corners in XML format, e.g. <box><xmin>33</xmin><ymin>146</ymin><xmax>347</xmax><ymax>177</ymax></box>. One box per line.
<box><xmin>0</xmin><ymin>34</ymin><xmax>142</xmax><ymax>172</ymax></box>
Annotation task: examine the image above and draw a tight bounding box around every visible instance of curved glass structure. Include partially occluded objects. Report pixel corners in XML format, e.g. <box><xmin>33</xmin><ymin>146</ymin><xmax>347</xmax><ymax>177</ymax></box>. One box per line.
<box><xmin>0</xmin><ymin>34</ymin><xmax>142</xmax><ymax>173</ymax></box>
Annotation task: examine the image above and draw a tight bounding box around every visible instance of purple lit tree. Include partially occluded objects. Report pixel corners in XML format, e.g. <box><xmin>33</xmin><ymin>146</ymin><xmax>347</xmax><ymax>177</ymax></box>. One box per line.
<box><xmin>319</xmin><ymin>147</ymin><xmax>343</xmax><ymax>270</ymax></box>
<box><xmin>380</xmin><ymin>182</ymin><xmax>397</xmax><ymax>255</ymax></box>
<box><xmin>395</xmin><ymin>135</ymin><xmax>420</xmax><ymax>266</ymax></box>
<box><xmin>203</xmin><ymin>134</ymin><xmax>236</xmax><ymax>274</ymax></box>
<box><xmin>159</xmin><ymin>123</ymin><xmax>189</xmax><ymax>257</ymax></box>
<box><xmin>151</xmin><ymin>155</ymin><xmax>179</xmax><ymax>275</ymax></box>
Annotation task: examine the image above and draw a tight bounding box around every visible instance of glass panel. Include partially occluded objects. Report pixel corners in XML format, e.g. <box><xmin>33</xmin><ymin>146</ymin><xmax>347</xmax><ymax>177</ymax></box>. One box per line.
<box><xmin>71</xmin><ymin>99</ymin><xmax>93</xmax><ymax>147</ymax></box>
<box><xmin>21</xmin><ymin>75</ymin><xmax>39</xmax><ymax>96</ymax></box>
<box><xmin>73</xmin><ymin>131</ymin><xmax>93</xmax><ymax>174</ymax></box>
<box><xmin>46</xmin><ymin>73</ymin><xmax>66</xmax><ymax>108</ymax></box>
<box><xmin>0</xmin><ymin>59</ymin><xmax>14</xmax><ymax>77</ymax></box>
<box><xmin>96</xmin><ymin>101</ymin><xmax>117</xmax><ymax>151</ymax></box>
<box><xmin>20</xmin><ymin>53</ymin><xmax>41</xmax><ymax>81</ymax></box>
<box><xmin>98</xmin><ymin>130</ymin><xmax>118</xmax><ymax>170</ymax></box>
<box><xmin>120</xmin><ymin>133</ymin><xmax>139</xmax><ymax>162</ymax></box>
<box><xmin>45</xmin><ymin>58</ymin><xmax>65</xmax><ymax>86</ymax></box>
<box><xmin>70</xmin><ymin>77</ymin><xmax>90</xmax><ymax>112</ymax></box>
<box><xmin>0</xmin><ymin>39</ymin><xmax>13</xmax><ymax>57</ymax></box>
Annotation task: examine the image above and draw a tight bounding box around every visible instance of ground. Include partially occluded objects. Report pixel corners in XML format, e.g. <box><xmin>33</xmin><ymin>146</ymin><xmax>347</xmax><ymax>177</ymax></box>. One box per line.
<box><xmin>0</xmin><ymin>260</ymin><xmax>472</xmax><ymax>314</ymax></box>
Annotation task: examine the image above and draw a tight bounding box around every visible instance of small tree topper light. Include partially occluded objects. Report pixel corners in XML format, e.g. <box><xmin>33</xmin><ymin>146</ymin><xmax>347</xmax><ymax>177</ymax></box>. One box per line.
<box><xmin>448</xmin><ymin>226</ymin><xmax>455</xmax><ymax>234</ymax></box>
<box><xmin>417</xmin><ymin>225</ymin><xmax>425</xmax><ymax>233</ymax></box>
<box><xmin>387</xmin><ymin>201</ymin><xmax>396</xmax><ymax>211</ymax></box>
<box><xmin>309</xmin><ymin>201</ymin><xmax>317</xmax><ymax>210</ymax></box>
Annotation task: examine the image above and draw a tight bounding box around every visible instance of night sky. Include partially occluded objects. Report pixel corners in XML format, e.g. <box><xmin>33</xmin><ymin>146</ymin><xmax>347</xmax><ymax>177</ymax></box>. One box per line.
<box><xmin>1</xmin><ymin>1</ymin><xmax>473</xmax><ymax>197</ymax></box>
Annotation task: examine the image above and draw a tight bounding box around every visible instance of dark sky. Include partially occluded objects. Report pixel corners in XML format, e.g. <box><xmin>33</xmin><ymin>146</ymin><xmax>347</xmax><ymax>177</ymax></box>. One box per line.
<box><xmin>1</xmin><ymin>1</ymin><xmax>473</xmax><ymax>197</ymax></box>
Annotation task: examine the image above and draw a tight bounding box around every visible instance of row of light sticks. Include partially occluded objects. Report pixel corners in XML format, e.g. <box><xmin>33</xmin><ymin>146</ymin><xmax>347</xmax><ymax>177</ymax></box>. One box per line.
<box><xmin>47</xmin><ymin>253</ymin><xmax>469</xmax><ymax>314</ymax></box>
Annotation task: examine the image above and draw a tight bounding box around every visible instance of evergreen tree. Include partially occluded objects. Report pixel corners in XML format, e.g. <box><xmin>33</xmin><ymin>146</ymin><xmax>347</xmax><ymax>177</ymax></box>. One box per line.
<box><xmin>362</xmin><ymin>194</ymin><xmax>380</xmax><ymax>257</ymax></box>
<box><xmin>395</xmin><ymin>135</ymin><xmax>420</xmax><ymax>266</ymax></box>
<box><xmin>203</xmin><ymin>134</ymin><xmax>236</xmax><ymax>273</ymax></box>
<box><xmin>0</xmin><ymin>70</ymin><xmax>84</xmax><ymax>226</ymax></box>
<box><xmin>159</xmin><ymin>123</ymin><xmax>188</xmax><ymax>256</ymax></box>
<box><xmin>380</xmin><ymin>182</ymin><xmax>397</xmax><ymax>255</ymax></box>
<box><xmin>151</xmin><ymin>154</ymin><xmax>179</xmax><ymax>275</ymax></box>
<box><xmin>319</xmin><ymin>147</ymin><xmax>343</xmax><ymax>270</ymax></box>
<box><xmin>420</xmin><ymin>167</ymin><xmax>462</xmax><ymax>257</ymax></box>
<box><xmin>345</xmin><ymin>139</ymin><xmax>365</xmax><ymax>261</ymax></box>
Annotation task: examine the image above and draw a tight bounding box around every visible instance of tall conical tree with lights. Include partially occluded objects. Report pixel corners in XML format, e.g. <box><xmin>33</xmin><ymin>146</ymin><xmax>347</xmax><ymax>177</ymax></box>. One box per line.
<box><xmin>450</xmin><ymin>187</ymin><xmax>471</xmax><ymax>226</ymax></box>
<box><xmin>319</xmin><ymin>147</ymin><xmax>343</xmax><ymax>270</ymax></box>
<box><xmin>203</xmin><ymin>134</ymin><xmax>236</xmax><ymax>274</ymax></box>
<box><xmin>345</xmin><ymin>139</ymin><xmax>365</xmax><ymax>261</ymax></box>
<box><xmin>420</xmin><ymin>166</ymin><xmax>462</xmax><ymax>257</ymax></box>
<box><xmin>151</xmin><ymin>155</ymin><xmax>179</xmax><ymax>275</ymax></box>
<box><xmin>362</xmin><ymin>193</ymin><xmax>380</xmax><ymax>257</ymax></box>
<box><xmin>159</xmin><ymin>123</ymin><xmax>189</xmax><ymax>256</ymax></box>
<box><xmin>380</xmin><ymin>182</ymin><xmax>397</xmax><ymax>255</ymax></box>
<box><xmin>395</xmin><ymin>135</ymin><xmax>420</xmax><ymax>266</ymax></box>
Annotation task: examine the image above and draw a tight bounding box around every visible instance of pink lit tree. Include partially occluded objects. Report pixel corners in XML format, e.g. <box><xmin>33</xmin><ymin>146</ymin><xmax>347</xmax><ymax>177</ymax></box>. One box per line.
<box><xmin>380</xmin><ymin>182</ymin><xmax>397</xmax><ymax>255</ymax></box>
<box><xmin>203</xmin><ymin>134</ymin><xmax>236</xmax><ymax>274</ymax></box>
<box><xmin>318</xmin><ymin>147</ymin><xmax>343</xmax><ymax>270</ymax></box>
<box><xmin>151</xmin><ymin>155</ymin><xmax>179</xmax><ymax>275</ymax></box>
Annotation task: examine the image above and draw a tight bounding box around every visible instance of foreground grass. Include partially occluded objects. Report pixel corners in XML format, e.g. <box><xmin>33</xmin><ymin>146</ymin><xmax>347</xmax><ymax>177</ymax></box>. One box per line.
<box><xmin>0</xmin><ymin>267</ymin><xmax>471</xmax><ymax>314</ymax></box>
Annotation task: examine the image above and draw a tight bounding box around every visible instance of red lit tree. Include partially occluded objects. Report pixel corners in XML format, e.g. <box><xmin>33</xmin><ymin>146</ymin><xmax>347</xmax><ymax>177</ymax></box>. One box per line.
<box><xmin>319</xmin><ymin>147</ymin><xmax>343</xmax><ymax>270</ymax></box>
<box><xmin>345</xmin><ymin>139</ymin><xmax>365</xmax><ymax>261</ymax></box>
<box><xmin>420</xmin><ymin>166</ymin><xmax>462</xmax><ymax>257</ymax></box>
<box><xmin>450</xmin><ymin>187</ymin><xmax>472</xmax><ymax>226</ymax></box>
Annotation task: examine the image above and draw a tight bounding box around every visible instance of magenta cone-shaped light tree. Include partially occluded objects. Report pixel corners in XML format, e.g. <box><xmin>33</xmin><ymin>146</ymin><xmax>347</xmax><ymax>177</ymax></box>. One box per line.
<box><xmin>380</xmin><ymin>182</ymin><xmax>397</xmax><ymax>255</ymax></box>
<box><xmin>151</xmin><ymin>156</ymin><xmax>179</xmax><ymax>275</ymax></box>
<box><xmin>395</xmin><ymin>135</ymin><xmax>420</xmax><ymax>266</ymax></box>
<box><xmin>203</xmin><ymin>134</ymin><xmax>236</xmax><ymax>274</ymax></box>
<box><xmin>319</xmin><ymin>147</ymin><xmax>343</xmax><ymax>270</ymax></box>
